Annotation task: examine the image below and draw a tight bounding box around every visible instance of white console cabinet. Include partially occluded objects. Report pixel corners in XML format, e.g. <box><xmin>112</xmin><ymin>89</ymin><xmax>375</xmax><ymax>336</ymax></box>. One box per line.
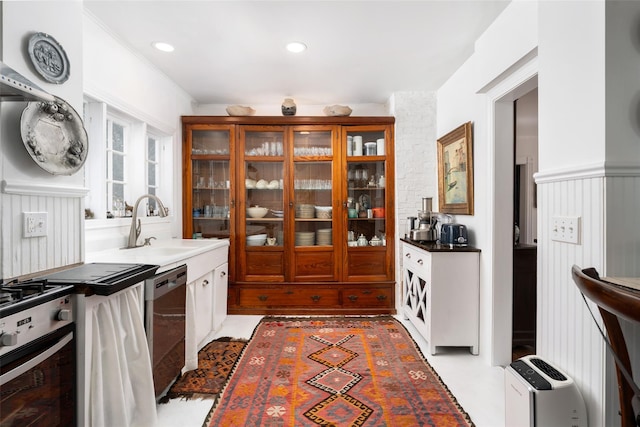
<box><xmin>401</xmin><ymin>241</ymin><xmax>480</xmax><ymax>355</ymax></box>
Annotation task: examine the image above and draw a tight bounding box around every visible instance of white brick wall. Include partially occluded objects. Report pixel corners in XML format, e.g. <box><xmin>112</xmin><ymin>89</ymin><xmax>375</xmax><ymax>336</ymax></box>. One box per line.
<box><xmin>389</xmin><ymin>92</ymin><xmax>437</xmax><ymax>309</ymax></box>
<box><xmin>390</xmin><ymin>92</ymin><xmax>438</xmax><ymax>237</ymax></box>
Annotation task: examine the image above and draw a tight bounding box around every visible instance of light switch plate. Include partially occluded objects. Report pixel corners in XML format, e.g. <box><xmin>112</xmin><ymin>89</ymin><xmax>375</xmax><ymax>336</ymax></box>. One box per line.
<box><xmin>551</xmin><ymin>216</ymin><xmax>580</xmax><ymax>244</ymax></box>
<box><xmin>23</xmin><ymin>212</ymin><xmax>48</xmax><ymax>238</ymax></box>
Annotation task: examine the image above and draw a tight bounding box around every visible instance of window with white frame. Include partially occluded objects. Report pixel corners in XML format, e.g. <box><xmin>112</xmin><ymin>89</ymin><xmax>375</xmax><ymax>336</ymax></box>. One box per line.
<box><xmin>83</xmin><ymin>97</ymin><xmax>173</xmax><ymax>222</ymax></box>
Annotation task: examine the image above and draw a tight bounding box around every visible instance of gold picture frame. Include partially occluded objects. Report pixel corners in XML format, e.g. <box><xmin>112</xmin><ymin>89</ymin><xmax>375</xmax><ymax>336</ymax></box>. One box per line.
<box><xmin>437</xmin><ymin>122</ymin><xmax>474</xmax><ymax>215</ymax></box>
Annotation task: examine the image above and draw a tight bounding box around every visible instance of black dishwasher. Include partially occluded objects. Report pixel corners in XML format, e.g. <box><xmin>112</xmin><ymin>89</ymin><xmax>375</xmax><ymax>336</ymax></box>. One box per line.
<box><xmin>144</xmin><ymin>264</ymin><xmax>188</xmax><ymax>398</ymax></box>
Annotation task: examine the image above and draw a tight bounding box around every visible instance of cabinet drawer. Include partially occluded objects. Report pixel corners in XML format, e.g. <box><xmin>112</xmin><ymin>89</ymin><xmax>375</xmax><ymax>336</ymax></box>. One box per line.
<box><xmin>342</xmin><ymin>287</ymin><xmax>394</xmax><ymax>307</ymax></box>
<box><xmin>402</xmin><ymin>244</ymin><xmax>431</xmax><ymax>278</ymax></box>
<box><xmin>239</xmin><ymin>287</ymin><xmax>340</xmax><ymax>307</ymax></box>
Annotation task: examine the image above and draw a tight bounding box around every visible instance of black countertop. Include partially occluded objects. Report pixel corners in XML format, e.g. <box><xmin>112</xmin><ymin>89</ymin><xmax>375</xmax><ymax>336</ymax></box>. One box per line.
<box><xmin>400</xmin><ymin>238</ymin><xmax>481</xmax><ymax>253</ymax></box>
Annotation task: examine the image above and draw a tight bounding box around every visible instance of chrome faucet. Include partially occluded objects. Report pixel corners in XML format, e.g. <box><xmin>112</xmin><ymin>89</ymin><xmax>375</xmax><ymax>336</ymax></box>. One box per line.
<box><xmin>125</xmin><ymin>194</ymin><xmax>167</xmax><ymax>249</ymax></box>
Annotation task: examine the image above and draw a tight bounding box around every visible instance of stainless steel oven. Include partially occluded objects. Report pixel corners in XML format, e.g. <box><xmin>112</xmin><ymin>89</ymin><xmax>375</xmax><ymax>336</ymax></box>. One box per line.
<box><xmin>0</xmin><ymin>281</ymin><xmax>75</xmax><ymax>426</ymax></box>
<box><xmin>144</xmin><ymin>264</ymin><xmax>188</xmax><ymax>398</ymax></box>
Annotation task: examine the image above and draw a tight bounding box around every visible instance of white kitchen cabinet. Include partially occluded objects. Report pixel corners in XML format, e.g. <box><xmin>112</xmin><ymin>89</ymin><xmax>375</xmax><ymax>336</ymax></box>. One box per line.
<box><xmin>184</xmin><ymin>244</ymin><xmax>230</xmax><ymax>370</ymax></box>
<box><xmin>401</xmin><ymin>241</ymin><xmax>480</xmax><ymax>355</ymax></box>
<box><xmin>193</xmin><ymin>271</ymin><xmax>214</xmax><ymax>348</ymax></box>
<box><xmin>212</xmin><ymin>262</ymin><xmax>229</xmax><ymax>331</ymax></box>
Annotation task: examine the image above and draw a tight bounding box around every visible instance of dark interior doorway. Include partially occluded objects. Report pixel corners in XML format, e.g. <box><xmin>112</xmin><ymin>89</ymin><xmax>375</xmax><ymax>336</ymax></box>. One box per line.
<box><xmin>512</xmin><ymin>89</ymin><xmax>538</xmax><ymax>361</ymax></box>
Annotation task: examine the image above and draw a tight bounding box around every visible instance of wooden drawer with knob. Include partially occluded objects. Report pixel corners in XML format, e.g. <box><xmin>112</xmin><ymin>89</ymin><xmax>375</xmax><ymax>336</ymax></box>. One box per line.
<box><xmin>238</xmin><ymin>287</ymin><xmax>340</xmax><ymax>308</ymax></box>
<box><xmin>342</xmin><ymin>287</ymin><xmax>394</xmax><ymax>308</ymax></box>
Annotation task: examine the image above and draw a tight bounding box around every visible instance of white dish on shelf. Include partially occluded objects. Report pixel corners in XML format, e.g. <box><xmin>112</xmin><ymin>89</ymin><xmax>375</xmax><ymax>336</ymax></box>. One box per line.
<box><xmin>247</xmin><ymin>206</ymin><xmax>269</xmax><ymax>218</ymax></box>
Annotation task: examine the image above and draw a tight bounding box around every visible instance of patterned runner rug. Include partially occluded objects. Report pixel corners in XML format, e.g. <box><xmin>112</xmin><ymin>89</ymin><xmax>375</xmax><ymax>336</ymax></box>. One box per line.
<box><xmin>160</xmin><ymin>337</ymin><xmax>247</xmax><ymax>402</ymax></box>
<box><xmin>205</xmin><ymin>317</ymin><xmax>474</xmax><ymax>427</ymax></box>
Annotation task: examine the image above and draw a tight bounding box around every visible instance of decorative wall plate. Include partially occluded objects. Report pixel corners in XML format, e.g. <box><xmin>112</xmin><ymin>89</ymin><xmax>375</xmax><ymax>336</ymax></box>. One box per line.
<box><xmin>28</xmin><ymin>32</ymin><xmax>70</xmax><ymax>84</ymax></box>
<box><xmin>20</xmin><ymin>97</ymin><xmax>88</xmax><ymax>175</ymax></box>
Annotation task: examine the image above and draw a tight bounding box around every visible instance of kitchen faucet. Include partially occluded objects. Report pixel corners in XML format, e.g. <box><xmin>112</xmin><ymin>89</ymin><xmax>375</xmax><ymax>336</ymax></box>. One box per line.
<box><xmin>125</xmin><ymin>194</ymin><xmax>167</xmax><ymax>249</ymax></box>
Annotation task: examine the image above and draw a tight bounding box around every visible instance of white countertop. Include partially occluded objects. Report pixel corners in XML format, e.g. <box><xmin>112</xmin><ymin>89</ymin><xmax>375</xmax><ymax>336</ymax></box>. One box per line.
<box><xmin>85</xmin><ymin>238</ymin><xmax>230</xmax><ymax>272</ymax></box>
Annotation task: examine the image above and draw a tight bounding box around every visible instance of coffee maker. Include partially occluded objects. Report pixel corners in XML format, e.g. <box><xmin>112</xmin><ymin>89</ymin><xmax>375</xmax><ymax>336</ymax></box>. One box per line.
<box><xmin>410</xmin><ymin>197</ymin><xmax>438</xmax><ymax>242</ymax></box>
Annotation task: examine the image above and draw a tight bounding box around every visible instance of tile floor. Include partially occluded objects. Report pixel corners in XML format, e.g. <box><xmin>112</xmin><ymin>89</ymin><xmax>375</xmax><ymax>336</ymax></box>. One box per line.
<box><xmin>157</xmin><ymin>315</ymin><xmax>506</xmax><ymax>427</ymax></box>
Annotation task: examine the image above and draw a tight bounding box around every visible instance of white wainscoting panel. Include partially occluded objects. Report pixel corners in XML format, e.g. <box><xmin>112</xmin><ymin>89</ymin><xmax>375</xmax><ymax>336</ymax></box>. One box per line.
<box><xmin>604</xmin><ymin>175</ymin><xmax>640</xmax><ymax>427</ymax></box>
<box><xmin>537</xmin><ymin>176</ymin><xmax>606</xmax><ymax>427</ymax></box>
<box><xmin>538</xmin><ymin>173</ymin><xmax>640</xmax><ymax>427</ymax></box>
<box><xmin>1</xmin><ymin>192</ymin><xmax>83</xmax><ymax>279</ymax></box>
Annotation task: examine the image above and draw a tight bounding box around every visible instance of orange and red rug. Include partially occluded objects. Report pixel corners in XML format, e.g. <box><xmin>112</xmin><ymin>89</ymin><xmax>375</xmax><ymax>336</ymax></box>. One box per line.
<box><xmin>205</xmin><ymin>317</ymin><xmax>474</xmax><ymax>427</ymax></box>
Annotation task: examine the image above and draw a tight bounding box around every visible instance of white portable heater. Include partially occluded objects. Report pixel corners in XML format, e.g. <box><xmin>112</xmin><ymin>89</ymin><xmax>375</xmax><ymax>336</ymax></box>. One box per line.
<box><xmin>505</xmin><ymin>355</ymin><xmax>587</xmax><ymax>427</ymax></box>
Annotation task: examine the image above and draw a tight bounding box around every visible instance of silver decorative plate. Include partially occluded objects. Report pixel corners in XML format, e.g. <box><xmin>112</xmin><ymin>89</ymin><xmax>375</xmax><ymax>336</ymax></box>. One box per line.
<box><xmin>28</xmin><ymin>32</ymin><xmax>70</xmax><ymax>84</ymax></box>
<box><xmin>20</xmin><ymin>97</ymin><xmax>88</xmax><ymax>175</ymax></box>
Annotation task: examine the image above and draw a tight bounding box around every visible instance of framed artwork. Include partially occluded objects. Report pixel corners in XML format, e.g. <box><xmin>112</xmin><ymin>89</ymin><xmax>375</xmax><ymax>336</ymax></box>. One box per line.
<box><xmin>437</xmin><ymin>121</ymin><xmax>474</xmax><ymax>215</ymax></box>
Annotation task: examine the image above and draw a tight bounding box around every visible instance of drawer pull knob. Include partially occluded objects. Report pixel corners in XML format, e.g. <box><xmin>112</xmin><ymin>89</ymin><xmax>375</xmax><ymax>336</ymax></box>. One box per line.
<box><xmin>405</xmin><ymin>253</ymin><xmax>411</xmax><ymax>258</ymax></box>
<box><xmin>377</xmin><ymin>295</ymin><xmax>387</xmax><ymax>301</ymax></box>
<box><xmin>202</xmin><ymin>280</ymin><xmax>210</xmax><ymax>286</ymax></box>
<box><xmin>258</xmin><ymin>295</ymin><xmax>268</xmax><ymax>301</ymax></box>
<box><xmin>348</xmin><ymin>295</ymin><xmax>358</xmax><ymax>302</ymax></box>
<box><xmin>220</xmin><ymin>271</ymin><xmax>226</xmax><ymax>277</ymax></box>
<box><xmin>417</xmin><ymin>259</ymin><xmax>423</xmax><ymax>265</ymax></box>
<box><xmin>310</xmin><ymin>295</ymin><xmax>321</xmax><ymax>302</ymax></box>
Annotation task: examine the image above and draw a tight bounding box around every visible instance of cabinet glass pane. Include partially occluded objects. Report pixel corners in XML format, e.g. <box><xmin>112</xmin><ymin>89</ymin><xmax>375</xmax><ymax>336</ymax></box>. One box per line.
<box><xmin>346</xmin><ymin>160</ymin><xmax>386</xmax><ymax>247</ymax></box>
<box><xmin>192</xmin><ymin>159</ymin><xmax>231</xmax><ymax>238</ymax></box>
<box><xmin>293</xmin><ymin>130</ymin><xmax>332</xmax><ymax>156</ymax></box>
<box><xmin>294</xmin><ymin>162</ymin><xmax>333</xmax><ymax>247</ymax></box>
<box><xmin>346</xmin><ymin>131</ymin><xmax>385</xmax><ymax>157</ymax></box>
<box><xmin>245</xmin><ymin>161</ymin><xmax>284</xmax><ymax>246</ymax></box>
<box><xmin>245</xmin><ymin>132</ymin><xmax>283</xmax><ymax>157</ymax></box>
<box><xmin>192</xmin><ymin>130</ymin><xmax>230</xmax><ymax>155</ymax></box>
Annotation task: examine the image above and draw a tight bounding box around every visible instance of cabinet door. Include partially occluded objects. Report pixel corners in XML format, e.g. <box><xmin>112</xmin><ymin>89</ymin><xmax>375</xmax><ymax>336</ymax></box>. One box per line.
<box><xmin>183</xmin><ymin>125</ymin><xmax>234</xmax><ymax>242</ymax></box>
<box><xmin>194</xmin><ymin>272</ymin><xmax>214</xmax><ymax>349</ymax></box>
<box><xmin>237</xmin><ymin>126</ymin><xmax>286</xmax><ymax>282</ymax></box>
<box><xmin>291</xmin><ymin>126</ymin><xmax>340</xmax><ymax>281</ymax></box>
<box><xmin>343</xmin><ymin>125</ymin><xmax>395</xmax><ymax>281</ymax></box>
<box><xmin>212</xmin><ymin>263</ymin><xmax>228</xmax><ymax>332</ymax></box>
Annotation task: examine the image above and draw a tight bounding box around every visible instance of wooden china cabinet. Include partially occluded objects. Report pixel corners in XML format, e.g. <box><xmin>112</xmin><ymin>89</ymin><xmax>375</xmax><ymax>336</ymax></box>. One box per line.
<box><xmin>182</xmin><ymin>116</ymin><xmax>395</xmax><ymax>315</ymax></box>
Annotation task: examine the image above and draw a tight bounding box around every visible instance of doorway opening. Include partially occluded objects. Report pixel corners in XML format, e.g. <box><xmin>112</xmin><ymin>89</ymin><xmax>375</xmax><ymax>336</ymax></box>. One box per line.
<box><xmin>483</xmin><ymin>52</ymin><xmax>537</xmax><ymax>367</ymax></box>
<box><xmin>512</xmin><ymin>88</ymin><xmax>538</xmax><ymax>361</ymax></box>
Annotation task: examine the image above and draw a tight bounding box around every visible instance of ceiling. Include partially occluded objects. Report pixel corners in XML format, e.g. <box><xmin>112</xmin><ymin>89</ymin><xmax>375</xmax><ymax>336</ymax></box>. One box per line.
<box><xmin>84</xmin><ymin>1</ymin><xmax>510</xmax><ymax>106</ymax></box>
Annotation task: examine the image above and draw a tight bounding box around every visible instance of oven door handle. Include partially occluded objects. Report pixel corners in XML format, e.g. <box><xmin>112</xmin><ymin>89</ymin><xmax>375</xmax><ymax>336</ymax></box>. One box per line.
<box><xmin>0</xmin><ymin>332</ymin><xmax>73</xmax><ymax>386</ymax></box>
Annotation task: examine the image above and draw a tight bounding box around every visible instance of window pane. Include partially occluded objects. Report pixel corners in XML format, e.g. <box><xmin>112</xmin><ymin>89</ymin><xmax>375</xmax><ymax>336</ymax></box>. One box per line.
<box><xmin>148</xmin><ymin>137</ymin><xmax>156</xmax><ymax>161</ymax></box>
<box><xmin>148</xmin><ymin>163</ymin><xmax>156</xmax><ymax>186</ymax></box>
<box><xmin>112</xmin><ymin>123</ymin><xmax>124</xmax><ymax>151</ymax></box>
<box><xmin>113</xmin><ymin>153</ymin><xmax>124</xmax><ymax>181</ymax></box>
<box><xmin>113</xmin><ymin>183</ymin><xmax>124</xmax><ymax>203</ymax></box>
<box><xmin>148</xmin><ymin>188</ymin><xmax>157</xmax><ymax>212</ymax></box>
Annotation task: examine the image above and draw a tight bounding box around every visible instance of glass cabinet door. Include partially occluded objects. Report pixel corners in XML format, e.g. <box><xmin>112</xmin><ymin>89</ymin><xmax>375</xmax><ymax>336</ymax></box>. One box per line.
<box><xmin>292</xmin><ymin>128</ymin><xmax>338</xmax><ymax>281</ymax></box>
<box><xmin>188</xmin><ymin>127</ymin><xmax>232</xmax><ymax>239</ymax></box>
<box><xmin>240</xmin><ymin>128</ymin><xmax>285</xmax><ymax>280</ymax></box>
<box><xmin>344</xmin><ymin>127</ymin><xmax>391</xmax><ymax>280</ymax></box>
<box><xmin>346</xmin><ymin>130</ymin><xmax>387</xmax><ymax>247</ymax></box>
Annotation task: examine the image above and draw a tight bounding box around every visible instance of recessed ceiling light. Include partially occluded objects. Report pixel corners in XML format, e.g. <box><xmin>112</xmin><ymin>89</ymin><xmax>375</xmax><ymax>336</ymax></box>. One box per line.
<box><xmin>286</xmin><ymin>41</ymin><xmax>307</xmax><ymax>53</ymax></box>
<box><xmin>152</xmin><ymin>42</ymin><xmax>175</xmax><ymax>52</ymax></box>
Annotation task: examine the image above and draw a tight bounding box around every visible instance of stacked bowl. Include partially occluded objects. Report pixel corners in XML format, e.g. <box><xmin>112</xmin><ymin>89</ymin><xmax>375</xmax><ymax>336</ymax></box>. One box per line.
<box><xmin>315</xmin><ymin>206</ymin><xmax>332</xmax><ymax>219</ymax></box>
<box><xmin>295</xmin><ymin>231</ymin><xmax>315</xmax><ymax>246</ymax></box>
<box><xmin>316</xmin><ymin>228</ymin><xmax>332</xmax><ymax>245</ymax></box>
<box><xmin>295</xmin><ymin>204</ymin><xmax>315</xmax><ymax>219</ymax></box>
<box><xmin>246</xmin><ymin>233</ymin><xmax>267</xmax><ymax>246</ymax></box>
